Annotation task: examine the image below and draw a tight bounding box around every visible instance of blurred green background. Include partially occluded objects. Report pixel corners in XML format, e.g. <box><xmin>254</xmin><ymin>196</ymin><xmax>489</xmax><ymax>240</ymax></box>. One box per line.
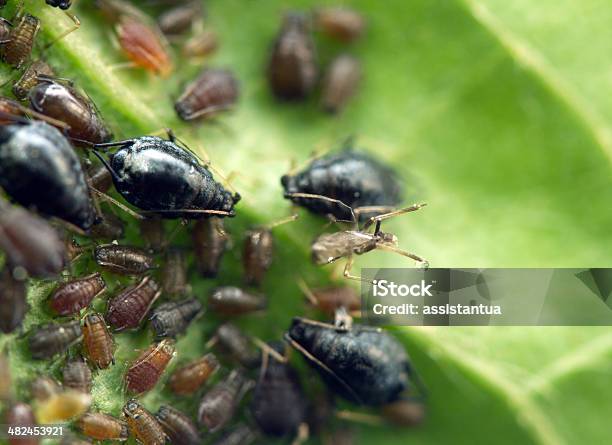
<box><xmin>1</xmin><ymin>0</ymin><xmax>611</xmax><ymax>444</ymax></box>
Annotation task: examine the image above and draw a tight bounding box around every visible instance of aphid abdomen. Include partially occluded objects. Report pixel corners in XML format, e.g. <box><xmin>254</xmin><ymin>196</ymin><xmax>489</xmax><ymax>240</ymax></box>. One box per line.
<box><xmin>126</xmin><ymin>340</ymin><xmax>174</xmax><ymax>394</ymax></box>
<box><xmin>175</xmin><ymin>68</ymin><xmax>238</xmax><ymax>121</ymax></box>
<box><xmin>78</xmin><ymin>412</ymin><xmax>129</xmax><ymax>441</ymax></box>
<box><xmin>49</xmin><ymin>273</ymin><xmax>106</xmax><ymax>315</ymax></box>
<box><xmin>198</xmin><ymin>371</ymin><xmax>247</xmax><ymax>432</ymax></box>
<box><xmin>192</xmin><ymin>217</ymin><xmax>228</xmax><ymax>277</ymax></box>
<box><xmin>150</xmin><ymin>298</ymin><xmax>202</xmax><ymax>338</ymax></box>
<box><xmin>2</xmin><ymin>14</ymin><xmax>39</xmax><ymax>68</ymax></box>
<box><xmin>169</xmin><ymin>354</ymin><xmax>219</xmax><ymax>395</ymax></box>
<box><xmin>94</xmin><ymin>244</ymin><xmax>155</xmax><ymax>275</ymax></box>
<box><xmin>106</xmin><ymin>277</ymin><xmax>161</xmax><ymax>330</ymax></box>
<box><xmin>155</xmin><ymin>405</ymin><xmax>200</xmax><ymax>445</ymax></box>
<box><xmin>83</xmin><ymin>313</ymin><xmax>114</xmax><ymax>368</ymax></box>
<box><xmin>29</xmin><ymin>321</ymin><xmax>82</xmax><ymax>359</ymax></box>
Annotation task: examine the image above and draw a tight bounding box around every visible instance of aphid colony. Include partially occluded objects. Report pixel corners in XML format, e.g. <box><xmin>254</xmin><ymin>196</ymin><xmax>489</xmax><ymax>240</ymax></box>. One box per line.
<box><xmin>0</xmin><ymin>2</ymin><xmax>429</xmax><ymax>445</ymax></box>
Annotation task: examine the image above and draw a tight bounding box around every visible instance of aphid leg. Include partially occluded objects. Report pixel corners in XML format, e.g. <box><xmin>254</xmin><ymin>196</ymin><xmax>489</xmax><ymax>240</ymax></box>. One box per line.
<box><xmin>335</xmin><ymin>410</ymin><xmax>385</xmax><ymax>426</ymax></box>
<box><xmin>92</xmin><ymin>139</ymin><xmax>135</xmax><ymax>150</ymax></box>
<box><xmin>43</xmin><ymin>11</ymin><xmax>80</xmax><ymax>50</ymax></box>
<box><xmin>265</xmin><ymin>213</ymin><xmax>298</xmax><ymax>230</ymax></box>
<box><xmin>182</xmin><ymin>104</ymin><xmax>236</xmax><ymax>121</ymax></box>
<box><xmin>204</xmin><ymin>335</ymin><xmax>218</xmax><ymax>349</ymax></box>
<box><xmin>283</xmin><ymin>332</ymin><xmax>363</xmax><ymax>404</ymax></box>
<box><xmin>297</xmin><ymin>277</ymin><xmax>319</xmax><ymax>306</ymax></box>
<box><xmin>291</xmin><ymin>423</ymin><xmax>309</xmax><ymax>445</ymax></box>
<box><xmin>353</xmin><ymin>205</ymin><xmax>396</xmax><ymax>220</ymax></box>
<box><xmin>251</xmin><ymin>337</ymin><xmax>287</xmax><ymax>364</ymax></box>
<box><xmin>362</xmin><ymin>203</ymin><xmax>427</xmax><ymax>232</ymax></box>
<box><xmin>89</xmin><ymin>186</ymin><xmax>146</xmax><ymax>221</ymax></box>
<box><xmin>376</xmin><ymin>244</ymin><xmax>429</xmax><ymax>269</ymax></box>
<box><xmin>283</xmin><ymin>193</ymin><xmax>357</xmax><ymax>228</ymax></box>
<box><xmin>342</xmin><ymin>256</ymin><xmax>368</xmax><ymax>282</ymax></box>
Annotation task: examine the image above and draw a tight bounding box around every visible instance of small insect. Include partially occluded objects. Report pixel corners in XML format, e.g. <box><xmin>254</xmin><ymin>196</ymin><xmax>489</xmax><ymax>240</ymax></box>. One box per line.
<box><xmin>29</xmin><ymin>320</ymin><xmax>82</xmax><ymax>359</ymax></box>
<box><xmin>299</xmin><ymin>281</ymin><xmax>361</xmax><ymax>316</ymax></box>
<box><xmin>35</xmin><ymin>388</ymin><xmax>92</xmax><ymax>423</ymax></box>
<box><xmin>162</xmin><ymin>248</ymin><xmax>188</xmax><ymax>295</ymax></box>
<box><xmin>310</xmin><ymin>203</ymin><xmax>428</xmax><ymax>279</ymax></box>
<box><xmin>286</xmin><ymin>316</ymin><xmax>423</xmax><ymax>406</ymax></box>
<box><xmin>382</xmin><ymin>400</ymin><xmax>426</xmax><ymax>427</ymax></box>
<box><xmin>90</xmin><ymin>211</ymin><xmax>126</xmax><ymax>240</ymax></box>
<box><xmin>198</xmin><ymin>370</ymin><xmax>252</xmax><ymax>432</ymax></box>
<box><xmin>82</xmin><ymin>312</ymin><xmax>115</xmax><ymax>368</ymax></box>
<box><xmin>123</xmin><ymin>399</ymin><xmax>167</xmax><ymax>445</ymax></box>
<box><xmin>1</xmin><ymin>11</ymin><xmax>40</xmax><ymax>68</ymax></box>
<box><xmin>5</xmin><ymin>402</ymin><xmax>38</xmax><ymax>445</ymax></box>
<box><xmin>30</xmin><ymin>376</ymin><xmax>61</xmax><ymax>401</ymax></box>
<box><xmin>139</xmin><ymin>217</ymin><xmax>165</xmax><ymax>251</ymax></box>
<box><xmin>0</xmin><ymin>267</ymin><xmax>27</xmax><ymax>333</ymax></box>
<box><xmin>94</xmin><ymin>244</ymin><xmax>155</xmax><ymax>275</ymax></box>
<box><xmin>125</xmin><ymin>339</ymin><xmax>175</xmax><ymax>394</ymax></box>
<box><xmin>157</xmin><ymin>1</ymin><xmax>202</xmax><ymax>35</ymax></box>
<box><xmin>0</xmin><ymin>201</ymin><xmax>67</xmax><ymax>278</ymax></box>
<box><xmin>149</xmin><ymin>297</ymin><xmax>203</xmax><ymax>338</ymax></box>
<box><xmin>77</xmin><ymin>412</ymin><xmax>129</xmax><ymax>441</ymax></box>
<box><xmin>62</xmin><ymin>358</ymin><xmax>92</xmax><ymax>393</ymax></box>
<box><xmin>242</xmin><ymin>214</ymin><xmax>296</xmax><ymax>286</ymax></box>
<box><xmin>211</xmin><ymin>423</ymin><xmax>257</xmax><ymax>445</ymax></box>
<box><xmin>87</xmin><ymin>162</ymin><xmax>113</xmax><ymax>193</ymax></box>
<box><xmin>106</xmin><ymin>276</ymin><xmax>161</xmax><ymax>331</ymax></box>
<box><xmin>182</xmin><ymin>30</ymin><xmax>218</xmax><ymax>58</ymax></box>
<box><xmin>65</xmin><ymin>237</ymin><xmax>86</xmax><ymax>262</ymax></box>
<box><xmin>28</xmin><ymin>79</ymin><xmax>113</xmax><ymax>145</ymax></box>
<box><xmin>321</xmin><ymin>54</ymin><xmax>361</xmax><ymax>113</ymax></box>
<box><xmin>0</xmin><ymin>121</ymin><xmax>96</xmax><ymax>231</ymax></box>
<box><xmin>208</xmin><ymin>286</ymin><xmax>267</xmax><ymax>316</ymax></box>
<box><xmin>212</xmin><ymin>322</ymin><xmax>260</xmax><ymax>368</ymax></box>
<box><xmin>155</xmin><ymin>405</ymin><xmax>200</xmax><ymax>445</ymax></box>
<box><xmin>92</xmin><ymin>132</ymin><xmax>240</xmax><ymax>219</ymax></box>
<box><xmin>175</xmin><ymin>68</ymin><xmax>239</xmax><ymax>121</ymax></box>
<box><xmin>13</xmin><ymin>60</ymin><xmax>55</xmax><ymax>99</ymax></box>
<box><xmin>168</xmin><ymin>353</ymin><xmax>219</xmax><ymax>395</ymax></box>
<box><xmin>116</xmin><ymin>14</ymin><xmax>173</xmax><ymax>77</ymax></box>
<box><xmin>314</xmin><ymin>7</ymin><xmax>365</xmax><ymax>42</ymax></box>
<box><xmin>192</xmin><ymin>217</ymin><xmax>229</xmax><ymax>278</ymax></box>
<box><xmin>251</xmin><ymin>342</ymin><xmax>308</xmax><ymax>439</ymax></box>
<box><xmin>49</xmin><ymin>272</ymin><xmax>106</xmax><ymax>316</ymax></box>
<box><xmin>268</xmin><ymin>12</ymin><xmax>318</xmax><ymax>100</ymax></box>
<box><xmin>281</xmin><ymin>142</ymin><xmax>403</xmax><ymax>222</ymax></box>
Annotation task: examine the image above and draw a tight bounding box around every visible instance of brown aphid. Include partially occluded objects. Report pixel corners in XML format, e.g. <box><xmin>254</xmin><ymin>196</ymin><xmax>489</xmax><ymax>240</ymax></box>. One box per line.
<box><xmin>382</xmin><ymin>400</ymin><xmax>426</xmax><ymax>427</ymax></box>
<box><xmin>28</xmin><ymin>320</ymin><xmax>82</xmax><ymax>359</ymax></box>
<box><xmin>242</xmin><ymin>227</ymin><xmax>273</xmax><ymax>286</ymax></box>
<box><xmin>155</xmin><ymin>405</ymin><xmax>200</xmax><ymax>445</ymax></box>
<box><xmin>29</xmin><ymin>79</ymin><xmax>113</xmax><ymax>145</ymax></box>
<box><xmin>5</xmin><ymin>402</ymin><xmax>38</xmax><ymax>445</ymax></box>
<box><xmin>125</xmin><ymin>339</ymin><xmax>175</xmax><ymax>394</ymax></box>
<box><xmin>213</xmin><ymin>323</ymin><xmax>260</xmax><ymax>368</ymax></box>
<box><xmin>87</xmin><ymin>162</ymin><xmax>113</xmax><ymax>193</ymax></box>
<box><xmin>1</xmin><ymin>12</ymin><xmax>40</xmax><ymax>68</ymax></box>
<box><xmin>301</xmin><ymin>283</ymin><xmax>360</xmax><ymax>316</ymax></box>
<box><xmin>106</xmin><ymin>276</ymin><xmax>161</xmax><ymax>331</ymax></box>
<box><xmin>321</xmin><ymin>54</ymin><xmax>361</xmax><ymax>114</ymax></box>
<box><xmin>65</xmin><ymin>238</ymin><xmax>86</xmax><ymax>262</ymax></box>
<box><xmin>175</xmin><ymin>68</ymin><xmax>238</xmax><ymax>121</ymax></box>
<box><xmin>211</xmin><ymin>423</ymin><xmax>257</xmax><ymax>445</ymax></box>
<box><xmin>162</xmin><ymin>248</ymin><xmax>187</xmax><ymax>295</ymax></box>
<box><xmin>77</xmin><ymin>412</ymin><xmax>129</xmax><ymax>441</ymax></box>
<box><xmin>82</xmin><ymin>312</ymin><xmax>115</xmax><ymax>368</ymax></box>
<box><xmin>157</xmin><ymin>1</ymin><xmax>202</xmax><ymax>35</ymax></box>
<box><xmin>168</xmin><ymin>353</ymin><xmax>219</xmax><ymax>395</ymax></box>
<box><xmin>267</xmin><ymin>12</ymin><xmax>318</xmax><ymax>100</ymax></box>
<box><xmin>198</xmin><ymin>370</ymin><xmax>251</xmax><ymax>432</ymax></box>
<box><xmin>208</xmin><ymin>286</ymin><xmax>267</xmax><ymax>316</ymax></box>
<box><xmin>116</xmin><ymin>14</ymin><xmax>173</xmax><ymax>77</ymax></box>
<box><xmin>182</xmin><ymin>30</ymin><xmax>218</xmax><ymax>58</ymax></box>
<box><xmin>94</xmin><ymin>244</ymin><xmax>155</xmax><ymax>275</ymax></box>
<box><xmin>91</xmin><ymin>211</ymin><xmax>126</xmax><ymax>240</ymax></box>
<box><xmin>0</xmin><ymin>200</ymin><xmax>67</xmax><ymax>278</ymax></box>
<box><xmin>123</xmin><ymin>399</ymin><xmax>167</xmax><ymax>445</ymax></box>
<box><xmin>192</xmin><ymin>217</ymin><xmax>229</xmax><ymax>278</ymax></box>
<box><xmin>0</xmin><ymin>267</ymin><xmax>28</xmax><ymax>333</ymax></box>
<box><xmin>139</xmin><ymin>217</ymin><xmax>164</xmax><ymax>251</ymax></box>
<box><xmin>62</xmin><ymin>358</ymin><xmax>92</xmax><ymax>393</ymax></box>
<box><xmin>314</xmin><ymin>7</ymin><xmax>365</xmax><ymax>43</ymax></box>
<box><xmin>49</xmin><ymin>272</ymin><xmax>106</xmax><ymax>316</ymax></box>
<box><xmin>13</xmin><ymin>60</ymin><xmax>55</xmax><ymax>100</ymax></box>
<box><xmin>30</xmin><ymin>376</ymin><xmax>61</xmax><ymax>401</ymax></box>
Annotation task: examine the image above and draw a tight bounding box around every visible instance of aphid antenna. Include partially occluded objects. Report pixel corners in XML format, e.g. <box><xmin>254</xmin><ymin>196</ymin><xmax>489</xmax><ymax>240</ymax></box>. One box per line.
<box><xmin>43</xmin><ymin>11</ymin><xmax>80</xmax><ymax>50</ymax></box>
<box><xmin>362</xmin><ymin>203</ymin><xmax>427</xmax><ymax>233</ymax></box>
<box><xmin>89</xmin><ymin>185</ymin><xmax>146</xmax><ymax>221</ymax></box>
<box><xmin>265</xmin><ymin>213</ymin><xmax>299</xmax><ymax>230</ymax></box>
<box><xmin>251</xmin><ymin>337</ymin><xmax>287</xmax><ymax>364</ymax></box>
<box><xmin>335</xmin><ymin>410</ymin><xmax>386</xmax><ymax>426</ymax></box>
<box><xmin>283</xmin><ymin>192</ymin><xmax>357</xmax><ymax>229</ymax></box>
<box><xmin>283</xmin><ymin>331</ymin><xmax>363</xmax><ymax>405</ymax></box>
<box><xmin>140</xmin><ymin>208</ymin><xmax>236</xmax><ymax>217</ymax></box>
<box><xmin>297</xmin><ymin>277</ymin><xmax>319</xmax><ymax>306</ymax></box>
<box><xmin>375</xmin><ymin>243</ymin><xmax>428</xmax><ymax>269</ymax></box>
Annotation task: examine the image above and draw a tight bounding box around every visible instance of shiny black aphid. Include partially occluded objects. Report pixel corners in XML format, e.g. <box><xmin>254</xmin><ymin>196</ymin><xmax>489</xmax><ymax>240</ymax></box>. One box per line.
<box><xmin>251</xmin><ymin>342</ymin><xmax>308</xmax><ymax>438</ymax></box>
<box><xmin>93</xmin><ymin>133</ymin><xmax>240</xmax><ymax>219</ymax></box>
<box><xmin>149</xmin><ymin>298</ymin><xmax>203</xmax><ymax>338</ymax></box>
<box><xmin>282</xmin><ymin>142</ymin><xmax>402</xmax><ymax>221</ymax></box>
<box><xmin>286</xmin><ymin>317</ymin><xmax>415</xmax><ymax>406</ymax></box>
<box><xmin>0</xmin><ymin>122</ymin><xmax>95</xmax><ymax>231</ymax></box>
<box><xmin>46</xmin><ymin>0</ymin><xmax>72</xmax><ymax>10</ymax></box>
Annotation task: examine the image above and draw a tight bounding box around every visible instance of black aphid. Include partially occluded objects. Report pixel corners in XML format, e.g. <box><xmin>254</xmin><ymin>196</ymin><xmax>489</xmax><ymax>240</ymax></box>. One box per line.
<box><xmin>29</xmin><ymin>320</ymin><xmax>82</xmax><ymax>360</ymax></box>
<box><xmin>0</xmin><ymin>267</ymin><xmax>27</xmax><ymax>333</ymax></box>
<box><xmin>0</xmin><ymin>121</ymin><xmax>96</xmax><ymax>231</ymax></box>
<box><xmin>149</xmin><ymin>298</ymin><xmax>203</xmax><ymax>338</ymax></box>
<box><xmin>286</xmin><ymin>316</ymin><xmax>423</xmax><ymax>406</ymax></box>
<box><xmin>93</xmin><ymin>132</ymin><xmax>240</xmax><ymax>219</ymax></box>
<box><xmin>282</xmin><ymin>141</ymin><xmax>403</xmax><ymax>221</ymax></box>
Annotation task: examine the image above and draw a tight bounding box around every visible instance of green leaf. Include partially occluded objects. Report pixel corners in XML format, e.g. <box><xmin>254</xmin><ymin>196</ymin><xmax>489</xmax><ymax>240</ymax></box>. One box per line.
<box><xmin>1</xmin><ymin>1</ymin><xmax>611</xmax><ymax>444</ymax></box>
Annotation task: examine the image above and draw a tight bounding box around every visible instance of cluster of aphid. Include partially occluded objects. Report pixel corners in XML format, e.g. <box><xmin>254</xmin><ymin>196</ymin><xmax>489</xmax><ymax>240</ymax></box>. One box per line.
<box><xmin>0</xmin><ymin>1</ymin><xmax>429</xmax><ymax>445</ymax></box>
